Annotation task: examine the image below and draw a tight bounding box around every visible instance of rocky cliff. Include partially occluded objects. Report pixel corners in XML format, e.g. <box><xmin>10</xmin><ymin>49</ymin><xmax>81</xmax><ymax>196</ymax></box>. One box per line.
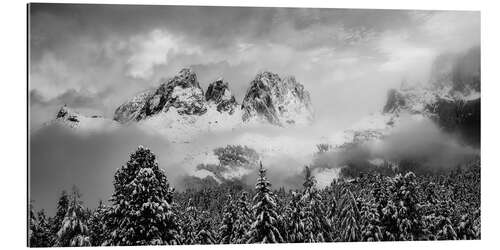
<box><xmin>241</xmin><ymin>72</ymin><xmax>314</xmax><ymax>126</ymax></box>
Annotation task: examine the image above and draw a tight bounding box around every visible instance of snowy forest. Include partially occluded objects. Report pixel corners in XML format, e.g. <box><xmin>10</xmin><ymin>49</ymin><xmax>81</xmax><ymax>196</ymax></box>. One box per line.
<box><xmin>29</xmin><ymin>145</ymin><xmax>480</xmax><ymax>247</ymax></box>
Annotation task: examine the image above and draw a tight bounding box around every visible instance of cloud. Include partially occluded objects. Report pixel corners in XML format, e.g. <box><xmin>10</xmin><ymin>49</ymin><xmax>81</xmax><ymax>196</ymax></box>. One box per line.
<box><xmin>29</xmin><ymin>89</ymin><xmax>107</xmax><ymax>129</ymax></box>
<box><xmin>307</xmin><ymin>116</ymin><xmax>479</xmax><ymax>179</ymax></box>
<box><xmin>126</xmin><ymin>30</ymin><xmax>202</xmax><ymax>78</ymax></box>
<box><xmin>368</xmin><ymin>116</ymin><xmax>478</xmax><ymax>170</ymax></box>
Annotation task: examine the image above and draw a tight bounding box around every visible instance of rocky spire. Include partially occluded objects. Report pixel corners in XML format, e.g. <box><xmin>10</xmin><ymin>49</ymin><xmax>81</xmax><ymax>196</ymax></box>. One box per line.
<box><xmin>241</xmin><ymin>71</ymin><xmax>314</xmax><ymax>126</ymax></box>
<box><xmin>205</xmin><ymin>78</ymin><xmax>238</xmax><ymax>114</ymax></box>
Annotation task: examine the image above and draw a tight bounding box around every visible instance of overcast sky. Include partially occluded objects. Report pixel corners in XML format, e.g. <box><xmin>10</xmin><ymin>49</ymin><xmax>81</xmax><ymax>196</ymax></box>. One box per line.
<box><xmin>29</xmin><ymin>4</ymin><xmax>479</xmax><ymax>128</ymax></box>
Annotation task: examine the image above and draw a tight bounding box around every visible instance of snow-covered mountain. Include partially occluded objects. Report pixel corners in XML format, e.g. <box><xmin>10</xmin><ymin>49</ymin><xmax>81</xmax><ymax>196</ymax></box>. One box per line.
<box><xmin>110</xmin><ymin>68</ymin><xmax>315</xmax><ymax>141</ymax></box>
<box><xmin>330</xmin><ymin>46</ymin><xmax>481</xmax><ymax>149</ymax></box>
<box><xmin>241</xmin><ymin>72</ymin><xmax>314</xmax><ymax>126</ymax></box>
<box><xmin>114</xmin><ymin>68</ymin><xmax>208</xmax><ymax>124</ymax></box>
<box><xmin>45</xmin><ymin>105</ymin><xmax>119</xmax><ymax>131</ymax></box>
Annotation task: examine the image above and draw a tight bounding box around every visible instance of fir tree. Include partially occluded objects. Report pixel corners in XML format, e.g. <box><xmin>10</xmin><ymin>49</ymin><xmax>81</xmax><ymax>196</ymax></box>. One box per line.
<box><xmin>178</xmin><ymin>199</ymin><xmax>216</xmax><ymax>244</ymax></box>
<box><xmin>284</xmin><ymin>191</ymin><xmax>306</xmax><ymax>243</ymax></box>
<box><xmin>29</xmin><ymin>203</ymin><xmax>52</xmax><ymax>247</ymax></box>
<box><xmin>28</xmin><ymin>202</ymin><xmax>37</xmax><ymax>246</ymax></box>
<box><xmin>195</xmin><ymin>211</ymin><xmax>217</xmax><ymax>244</ymax></box>
<box><xmin>55</xmin><ymin>187</ymin><xmax>91</xmax><ymax>247</ymax></box>
<box><xmin>233</xmin><ymin>191</ymin><xmax>252</xmax><ymax>243</ymax></box>
<box><xmin>105</xmin><ymin>146</ymin><xmax>179</xmax><ymax>246</ymax></box>
<box><xmin>300</xmin><ymin>166</ymin><xmax>332</xmax><ymax>242</ymax></box>
<box><xmin>178</xmin><ymin>199</ymin><xmax>198</xmax><ymax>244</ymax></box>
<box><xmin>338</xmin><ymin>189</ymin><xmax>361</xmax><ymax>241</ymax></box>
<box><xmin>88</xmin><ymin>200</ymin><xmax>108</xmax><ymax>246</ymax></box>
<box><xmin>219</xmin><ymin>194</ymin><xmax>237</xmax><ymax>243</ymax></box>
<box><xmin>50</xmin><ymin>190</ymin><xmax>70</xmax><ymax>245</ymax></box>
<box><xmin>247</xmin><ymin>162</ymin><xmax>283</xmax><ymax>243</ymax></box>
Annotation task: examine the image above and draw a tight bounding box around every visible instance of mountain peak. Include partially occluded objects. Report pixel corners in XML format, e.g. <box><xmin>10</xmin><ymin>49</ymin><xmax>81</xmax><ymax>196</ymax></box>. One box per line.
<box><xmin>114</xmin><ymin>68</ymin><xmax>208</xmax><ymax>123</ymax></box>
<box><xmin>241</xmin><ymin>71</ymin><xmax>314</xmax><ymax>126</ymax></box>
<box><xmin>46</xmin><ymin>105</ymin><xmax>118</xmax><ymax>130</ymax></box>
<box><xmin>173</xmin><ymin>68</ymin><xmax>200</xmax><ymax>89</ymax></box>
<box><xmin>56</xmin><ymin>105</ymin><xmax>80</xmax><ymax>122</ymax></box>
<box><xmin>205</xmin><ymin>78</ymin><xmax>238</xmax><ymax>114</ymax></box>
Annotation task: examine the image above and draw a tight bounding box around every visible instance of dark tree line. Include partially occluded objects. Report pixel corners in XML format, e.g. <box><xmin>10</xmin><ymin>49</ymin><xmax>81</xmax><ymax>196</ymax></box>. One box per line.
<box><xmin>29</xmin><ymin>146</ymin><xmax>480</xmax><ymax>247</ymax></box>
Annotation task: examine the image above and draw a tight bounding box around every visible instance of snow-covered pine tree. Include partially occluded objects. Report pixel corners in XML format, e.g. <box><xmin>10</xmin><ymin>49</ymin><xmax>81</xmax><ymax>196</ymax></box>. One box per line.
<box><xmin>300</xmin><ymin>166</ymin><xmax>332</xmax><ymax>242</ymax></box>
<box><xmin>178</xmin><ymin>199</ymin><xmax>216</xmax><ymax>244</ymax></box>
<box><xmin>219</xmin><ymin>194</ymin><xmax>237</xmax><ymax>243</ymax></box>
<box><xmin>88</xmin><ymin>200</ymin><xmax>108</xmax><ymax>246</ymax></box>
<box><xmin>55</xmin><ymin>187</ymin><xmax>91</xmax><ymax>247</ymax></box>
<box><xmin>29</xmin><ymin>203</ymin><xmax>52</xmax><ymax>247</ymax></box>
<box><xmin>246</xmin><ymin>162</ymin><xmax>283</xmax><ymax>243</ymax></box>
<box><xmin>338</xmin><ymin>189</ymin><xmax>362</xmax><ymax>241</ymax></box>
<box><xmin>28</xmin><ymin>202</ymin><xmax>37</xmax><ymax>246</ymax></box>
<box><xmin>195</xmin><ymin>211</ymin><xmax>217</xmax><ymax>244</ymax></box>
<box><xmin>284</xmin><ymin>191</ymin><xmax>306</xmax><ymax>243</ymax></box>
<box><xmin>178</xmin><ymin>199</ymin><xmax>198</xmax><ymax>244</ymax></box>
<box><xmin>105</xmin><ymin>146</ymin><xmax>179</xmax><ymax>246</ymax></box>
<box><xmin>50</xmin><ymin>190</ymin><xmax>70</xmax><ymax>245</ymax></box>
<box><xmin>233</xmin><ymin>191</ymin><xmax>252</xmax><ymax>243</ymax></box>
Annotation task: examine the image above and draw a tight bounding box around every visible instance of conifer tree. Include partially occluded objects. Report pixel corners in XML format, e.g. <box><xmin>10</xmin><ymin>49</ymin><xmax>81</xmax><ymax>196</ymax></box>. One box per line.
<box><xmin>88</xmin><ymin>200</ymin><xmax>108</xmax><ymax>246</ymax></box>
<box><xmin>300</xmin><ymin>166</ymin><xmax>332</xmax><ymax>242</ymax></box>
<box><xmin>284</xmin><ymin>191</ymin><xmax>306</xmax><ymax>243</ymax></box>
<box><xmin>195</xmin><ymin>211</ymin><xmax>217</xmax><ymax>244</ymax></box>
<box><xmin>233</xmin><ymin>191</ymin><xmax>252</xmax><ymax>243</ymax></box>
<box><xmin>247</xmin><ymin>162</ymin><xmax>283</xmax><ymax>243</ymax></box>
<box><xmin>178</xmin><ymin>199</ymin><xmax>216</xmax><ymax>244</ymax></box>
<box><xmin>219</xmin><ymin>194</ymin><xmax>237</xmax><ymax>243</ymax></box>
<box><xmin>105</xmin><ymin>146</ymin><xmax>179</xmax><ymax>246</ymax></box>
<box><xmin>29</xmin><ymin>203</ymin><xmax>51</xmax><ymax>247</ymax></box>
<box><xmin>50</xmin><ymin>190</ymin><xmax>70</xmax><ymax>245</ymax></box>
<box><xmin>55</xmin><ymin>187</ymin><xmax>91</xmax><ymax>247</ymax></box>
<box><xmin>28</xmin><ymin>202</ymin><xmax>37</xmax><ymax>246</ymax></box>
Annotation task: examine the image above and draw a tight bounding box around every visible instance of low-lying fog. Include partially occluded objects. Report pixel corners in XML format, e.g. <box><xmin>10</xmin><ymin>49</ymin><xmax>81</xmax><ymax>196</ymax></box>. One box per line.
<box><xmin>30</xmin><ymin>110</ymin><xmax>479</xmax><ymax>215</ymax></box>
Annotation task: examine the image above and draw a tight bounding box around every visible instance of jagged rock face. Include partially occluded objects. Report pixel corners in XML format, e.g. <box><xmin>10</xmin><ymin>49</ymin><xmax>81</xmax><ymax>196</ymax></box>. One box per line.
<box><xmin>381</xmin><ymin>85</ymin><xmax>480</xmax><ymax>147</ymax></box>
<box><xmin>382</xmin><ymin>87</ymin><xmax>439</xmax><ymax>115</ymax></box>
<box><xmin>205</xmin><ymin>78</ymin><xmax>238</xmax><ymax>114</ymax></box>
<box><xmin>138</xmin><ymin>68</ymin><xmax>207</xmax><ymax>119</ymax></box>
<box><xmin>383</xmin><ymin>46</ymin><xmax>481</xmax><ymax>117</ymax></box>
<box><xmin>47</xmin><ymin>105</ymin><xmax>118</xmax><ymax>131</ymax></box>
<box><xmin>113</xmin><ymin>90</ymin><xmax>155</xmax><ymax>123</ymax></box>
<box><xmin>55</xmin><ymin>105</ymin><xmax>80</xmax><ymax>127</ymax></box>
<box><xmin>383</xmin><ymin>89</ymin><xmax>406</xmax><ymax>113</ymax></box>
<box><xmin>241</xmin><ymin>72</ymin><xmax>314</xmax><ymax>126</ymax></box>
<box><xmin>114</xmin><ymin>68</ymin><xmax>208</xmax><ymax>123</ymax></box>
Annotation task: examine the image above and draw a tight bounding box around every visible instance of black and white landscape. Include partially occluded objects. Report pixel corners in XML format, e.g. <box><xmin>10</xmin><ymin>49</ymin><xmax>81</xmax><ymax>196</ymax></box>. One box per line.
<box><xmin>28</xmin><ymin>4</ymin><xmax>480</xmax><ymax>246</ymax></box>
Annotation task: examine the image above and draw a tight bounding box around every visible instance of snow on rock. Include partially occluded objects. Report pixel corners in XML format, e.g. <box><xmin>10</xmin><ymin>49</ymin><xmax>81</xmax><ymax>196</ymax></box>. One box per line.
<box><xmin>205</xmin><ymin>78</ymin><xmax>238</xmax><ymax>114</ymax></box>
<box><xmin>113</xmin><ymin>89</ymin><xmax>155</xmax><ymax>123</ymax></box>
<box><xmin>46</xmin><ymin>105</ymin><xmax>119</xmax><ymax>132</ymax></box>
<box><xmin>113</xmin><ymin>68</ymin><xmax>208</xmax><ymax>124</ymax></box>
<box><xmin>241</xmin><ymin>72</ymin><xmax>314</xmax><ymax>126</ymax></box>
